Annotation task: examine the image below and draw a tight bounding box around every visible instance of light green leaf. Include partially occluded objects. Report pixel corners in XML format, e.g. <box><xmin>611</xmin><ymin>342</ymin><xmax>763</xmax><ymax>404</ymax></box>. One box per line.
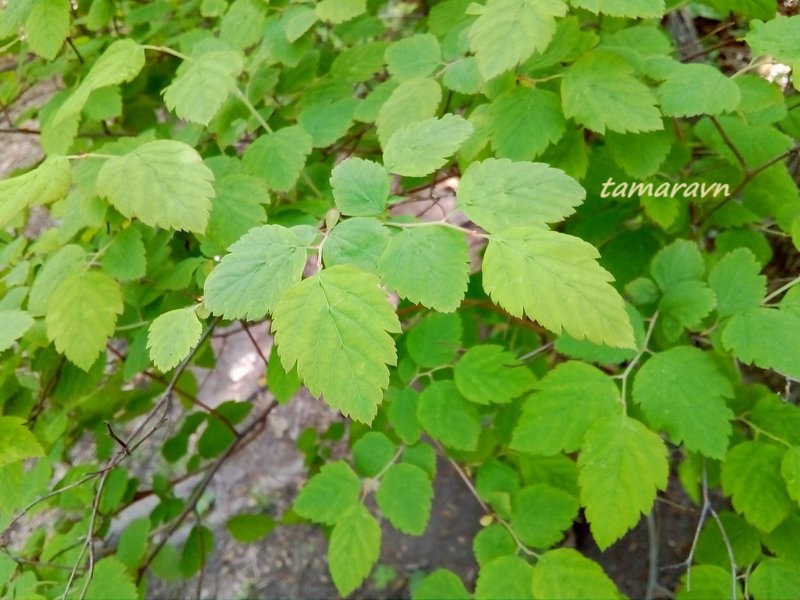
<box><xmin>0</xmin><ymin>417</ymin><xmax>44</xmax><ymax>468</ymax></box>
<box><xmin>97</xmin><ymin>140</ymin><xmax>214</xmax><ymax>233</ymax></box>
<box><xmin>468</xmin><ymin>0</ymin><xmax>567</xmax><ymax>80</ymax></box>
<box><xmin>383</xmin><ymin>114</ymin><xmax>473</xmax><ymax>177</ymax></box>
<box><xmin>376</xmin><ymin>463</ymin><xmax>433</xmax><ymax>535</ymax></box>
<box><xmin>387</xmin><ymin>388</ymin><xmax>422</xmax><ymax>445</ymax></box>
<box><xmin>483</xmin><ymin>228</ymin><xmax>635</xmax><ymax>348</ymax></box>
<box><xmin>511</xmin><ymin>484</ymin><xmax>579</xmax><ymax>548</ymax></box>
<box><xmin>315</xmin><ymin>0</ymin><xmax>366</xmax><ymax>23</ymax></box>
<box><xmin>353</xmin><ymin>432</ymin><xmax>395</xmax><ymax>477</ymax></box>
<box><xmin>272</xmin><ymin>265</ymin><xmax>401</xmax><ymax>423</ymax></box>
<box><xmin>675</xmin><ymin>564</ymin><xmax>739</xmax><ymax>600</ymax></box>
<box><xmin>709</xmin><ymin>248</ymin><xmax>766</xmax><ymax>317</ymax></box>
<box><xmin>29</xmin><ymin>245</ymin><xmax>86</xmax><ymax>316</ymax></box>
<box><xmin>605</xmin><ymin>129</ymin><xmax>672</xmax><ymax>179</ymax></box>
<box><xmin>323</xmin><ymin>217</ymin><xmax>391</xmax><ymax>274</ymax></box>
<box><xmin>45</xmin><ymin>270</ymin><xmax>123</xmax><ymax>371</ymax></box>
<box><xmin>746</xmin><ymin>16</ymin><xmax>800</xmax><ymax>78</ymax></box>
<box><xmin>376</xmin><ymin>78</ymin><xmax>441</xmax><ymax>146</ymax></box>
<box><xmin>147</xmin><ymin>307</ymin><xmax>202</xmax><ymax>372</ymax></box>
<box><xmin>562</xmin><ymin>50</ymin><xmax>662</xmax><ymax>134</ymax></box>
<box><xmin>650</xmin><ymin>239</ymin><xmax>705</xmax><ymax>291</ymax></box>
<box><xmin>76</xmin><ymin>557</ymin><xmax>138</xmax><ymax>600</ymax></box>
<box><xmin>298</xmin><ymin>97</ymin><xmax>358</xmax><ymax>148</ymax></box>
<box><xmin>179</xmin><ymin>524</ymin><xmax>214</xmax><ymax>577</ymax></box>
<box><xmin>377</xmin><ymin>225</ymin><xmax>470</xmax><ymax>312</ymax></box>
<box><xmin>570</xmin><ymin>0</ymin><xmax>663</xmax><ymax>18</ymax></box>
<box><xmin>633</xmin><ymin>346</ymin><xmax>733</xmax><ymax>458</ymax></box>
<box><xmin>722</xmin><ymin>308</ymin><xmax>800</xmax><ymax>379</ymax></box>
<box><xmin>102</xmin><ymin>226</ymin><xmax>146</xmax><ymax>281</ymax></box>
<box><xmin>293</xmin><ymin>461</ymin><xmax>361</xmax><ymax>525</ymax></box>
<box><xmin>442</xmin><ymin>57</ymin><xmax>483</xmax><ymax>94</ymax></box>
<box><xmin>578</xmin><ymin>415</ymin><xmax>668</xmax><ymax>549</ymax></box>
<box><xmin>531</xmin><ymin>548</ymin><xmax>621</xmax><ymax>599</ymax></box>
<box><xmin>163</xmin><ymin>42</ymin><xmax>244</xmax><ymax>126</ymax></box>
<box><xmin>489</xmin><ymin>88</ymin><xmax>565</xmax><ymax>160</ymax></box>
<box><xmin>385</xmin><ymin>33</ymin><xmax>441</xmax><ymax>81</ymax></box>
<box><xmin>330</xmin><ymin>158</ymin><xmax>390</xmax><ymax>216</ymax></box>
<box><xmin>331</xmin><ymin>41</ymin><xmax>389</xmax><ymax>83</ymax></box>
<box><xmin>24</xmin><ymin>0</ymin><xmax>69</xmax><ymax>60</ymax></box>
<box><xmin>267</xmin><ymin>346</ymin><xmax>301</xmax><ymax>404</ymax></box>
<box><xmin>0</xmin><ymin>310</ymin><xmax>34</xmax><ymax>352</ymax></box>
<box><xmin>473</xmin><ymin>524</ymin><xmax>517</xmax><ymax>566</ymax></box>
<box><xmin>202</xmin><ymin>174</ymin><xmax>268</xmax><ymax>255</ymax></box>
<box><xmin>0</xmin><ymin>156</ymin><xmax>72</xmax><ymax>228</ymax></box>
<box><xmin>782</xmin><ymin>446</ymin><xmax>800</xmax><ymax>504</ymax></box>
<box><xmin>457</xmin><ymin>159</ymin><xmax>585</xmax><ymax>232</ymax></box>
<box><xmin>454</xmin><ymin>345</ymin><xmax>536</xmax><ymax>405</ymax></box>
<box><xmin>116</xmin><ymin>517</ymin><xmax>150</xmax><ymax>569</ymax></box>
<box><xmin>474</xmin><ymin>555</ymin><xmax>534</xmax><ymax>600</ymax></box>
<box><xmin>511</xmin><ymin>361</ymin><xmax>621</xmax><ymax>455</ymax></box>
<box><xmin>721</xmin><ymin>441</ymin><xmax>793</xmax><ymax>532</ymax></box>
<box><xmin>285</xmin><ymin>7</ymin><xmax>317</xmax><ymax>42</ymax></box>
<box><xmin>750</xmin><ymin>558</ymin><xmax>800</xmax><ymax>600</ymax></box>
<box><xmin>329</xmin><ymin>503</ymin><xmax>380</xmax><ymax>596</ymax></box>
<box><xmin>417</xmin><ymin>380</ymin><xmax>480</xmax><ymax>451</ymax></box>
<box><xmin>203</xmin><ymin>225</ymin><xmax>307</xmax><ymax>321</ymax></box>
<box><xmin>658</xmin><ymin>280</ymin><xmax>716</xmax><ymax>337</ymax></box>
<box><xmin>413</xmin><ymin>569</ymin><xmax>470</xmax><ymax>600</ymax></box>
<box><xmin>407</xmin><ymin>312</ymin><xmax>462</xmax><ymax>368</ymax></box>
<box><xmin>226</xmin><ymin>514</ymin><xmax>276</xmax><ymax>543</ymax></box>
<box><xmin>658</xmin><ymin>64</ymin><xmax>740</xmax><ymax>117</ymax></box>
<box><xmin>695</xmin><ymin>511</ymin><xmax>761</xmax><ymax>569</ymax></box>
<box><xmin>243</xmin><ymin>126</ymin><xmax>313</xmax><ymax>192</ymax></box>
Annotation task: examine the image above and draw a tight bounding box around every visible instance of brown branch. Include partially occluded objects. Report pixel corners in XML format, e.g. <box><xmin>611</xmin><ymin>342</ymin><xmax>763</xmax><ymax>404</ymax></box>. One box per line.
<box><xmin>240</xmin><ymin>321</ymin><xmax>269</xmax><ymax>367</ymax></box>
<box><xmin>709</xmin><ymin>116</ymin><xmax>747</xmax><ymax>171</ymax></box>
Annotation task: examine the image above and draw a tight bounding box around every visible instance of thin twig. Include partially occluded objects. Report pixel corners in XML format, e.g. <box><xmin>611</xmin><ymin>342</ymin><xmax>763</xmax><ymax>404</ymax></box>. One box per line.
<box><xmin>240</xmin><ymin>321</ymin><xmax>269</xmax><ymax>367</ymax></box>
<box><xmin>645</xmin><ymin>511</ymin><xmax>660</xmax><ymax>600</ymax></box>
<box><xmin>709</xmin><ymin>116</ymin><xmax>746</xmax><ymax>171</ymax></box>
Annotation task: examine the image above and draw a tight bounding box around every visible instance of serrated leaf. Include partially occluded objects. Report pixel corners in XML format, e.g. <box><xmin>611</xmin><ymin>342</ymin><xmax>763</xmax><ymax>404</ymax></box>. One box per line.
<box><xmin>387</xmin><ymin>388</ymin><xmax>422</xmax><ymax>445</ymax></box>
<box><xmin>329</xmin><ymin>503</ymin><xmax>380</xmax><ymax>596</ymax></box>
<box><xmin>272</xmin><ymin>265</ymin><xmax>401</xmax><ymax>423</ymax></box>
<box><xmin>316</xmin><ymin>0</ymin><xmax>366</xmax><ymax>23</ymax></box>
<box><xmin>0</xmin><ymin>156</ymin><xmax>71</xmax><ymax>228</ymax></box>
<box><xmin>204</xmin><ymin>225</ymin><xmax>307</xmax><ymax>321</ymax></box>
<box><xmin>323</xmin><ymin>217</ymin><xmax>391</xmax><ymax>274</ymax></box>
<box><xmin>45</xmin><ymin>270</ymin><xmax>123</xmax><ymax>371</ymax></box>
<box><xmin>483</xmin><ymin>228</ymin><xmax>635</xmax><ymax>348</ymax></box>
<box><xmin>457</xmin><ymin>159</ymin><xmax>585</xmax><ymax>232</ymax></box>
<box><xmin>226</xmin><ymin>514</ymin><xmax>276</xmax><ymax>543</ymax></box>
<box><xmin>116</xmin><ymin>517</ymin><xmax>150</xmax><ymax>569</ymax></box>
<box><xmin>243</xmin><ymin>126</ymin><xmax>313</xmax><ymax>192</ymax></box>
<box><xmin>147</xmin><ymin>307</ymin><xmax>202</xmax><ymax>372</ymax></box>
<box><xmin>383</xmin><ymin>114</ymin><xmax>473</xmax><ymax>177</ymax></box>
<box><xmin>267</xmin><ymin>345</ymin><xmax>301</xmax><ymax>404</ymax></box>
<box><xmin>203</xmin><ymin>174</ymin><xmax>268</xmax><ymax>255</ymax></box>
<box><xmin>750</xmin><ymin>558</ymin><xmax>800</xmax><ymax>600</ymax></box>
<box><xmin>97</xmin><ymin>140</ymin><xmax>214</xmax><ymax>233</ymax></box>
<box><xmin>376</xmin><ymin>78</ymin><xmax>441</xmax><ymax>146</ymax></box>
<box><xmin>695</xmin><ymin>511</ymin><xmax>762</xmax><ymax>569</ymax></box>
<box><xmin>179</xmin><ymin>524</ymin><xmax>214</xmax><ymax>577</ymax></box>
<box><xmin>489</xmin><ymin>88</ymin><xmax>565</xmax><ymax>160</ymax></box>
<box><xmin>220</xmin><ymin>0</ymin><xmax>266</xmax><ymax>49</ymax></box>
<box><xmin>658</xmin><ymin>280</ymin><xmax>716</xmax><ymax>336</ymax></box>
<box><xmin>417</xmin><ymin>380</ymin><xmax>480</xmax><ymax>451</ymax></box>
<box><xmin>511</xmin><ymin>361</ymin><xmax>621</xmax><ymax>455</ymax></box>
<box><xmin>330</xmin><ymin>158</ymin><xmax>390</xmax><ymax>216</ymax></box>
<box><xmin>570</xmin><ymin>0</ymin><xmax>663</xmax><ymax>18</ymax></box>
<box><xmin>29</xmin><ymin>245</ymin><xmax>86</xmax><ymax>316</ymax></box>
<box><xmin>413</xmin><ymin>569</ymin><xmax>470</xmax><ymax>600</ymax></box>
<box><xmin>454</xmin><ymin>345</ymin><xmax>536</xmax><ymax>405</ymax></box>
<box><xmin>407</xmin><ymin>312</ymin><xmax>462</xmax><ymax>368</ymax></box>
<box><xmin>102</xmin><ymin>226</ymin><xmax>146</xmax><ymax>281</ymax></box>
<box><xmin>722</xmin><ymin>308</ymin><xmax>800</xmax><ymax>379</ymax></box>
<box><xmin>376</xmin><ymin>463</ymin><xmax>433</xmax><ymax>535</ymax></box>
<box><xmin>658</xmin><ymin>64</ymin><xmax>740</xmax><ymax>117</ymax></box>
<box><xmin>473</xmin><ymin>524</ymin><xmax>517</xmax><ymax>566</ymax></box>
<box><xmin>442</xmin><ymin>57</ymin><xmax>483</xmax><ymax>94</ymax></box>
<box><xmin>353</xmin><ymin>432</ymin><xmax>395</xmax><ymax>477</ymax></box>
<box><xmin>0</xmin><ymin>417</ymin><xmax>44</xmax><ymax>468</ymax></box>
<box><xmin>676</xmin><ymin>564</ymin><xmax>739</xmax><ymax>600</ymax></box>
<box><xmin>633</xmin><ymin>346</ymin><xmax>733</xmax><ymax>458</ymax></box>
<box><xmin>782</xmin><ymin>446</ymin><xmax>800</xmax><ymax>504</ymax></box>
<box><xmin>709</xmin><ymin>248</ymin><xmax>766</xmax><ymax>317</ymax></box>
<box><xmin>474</xmin><ymin>555</ymin><xmax>534</xmax><ymax>600</ymax></box>
<box><xmin>385</xmin><ymin>33</ymin><xmax>441</xmax><ymax>81</ymax></box>
<box><xmin>511</xmin><ymin>484</ymin><xmax>579</xmax><ymax>548</ymax></box>
<box><xmin>562</xmin><ymin>50</ymin><xmax>662</xmax><ymax>134</ymax></box>
<box><xmin>746</xmin><ymin>16</ymin><xmax>800</xmax><ymax>78</ymax></box>
<box><xmin>721</xmin><ymin>441</ymin><xmax>793</xmax><ymax>532</ymax></box>
<box><xmin>650</xmin><ymin>239</ymin><xmax>705</xmax><ymax>291</ymax></box>
<box><xmin>298</xmin><ymin>97</ymin><xmax>358</xmax><ymax>148</ymax></box>
<box><xmin>0</xmin><ymin>310</ymin><xmax>34</xmax><ymax>352</ymax></box>
<box><xmin>578</xmin><ymin>415</ymin><xmax>668</xmax><ymax>549</ymax></box>
<box><xmin>531</xmin><ymin>548</ymin><xmax>621</xmax><ymax>599</ymax></box>
<box><xmin>285</xmin><ymin>7</ymin><xmax>317</xmax><ymax>41</ymax></box>
<box><xmin>75</xmin><ymin>557</ymin><xmax>138</xmax><ymax>600</ymax></box>
<box><xmin>24</xmin><ymin>0</ymin><xmax>69</xmax><ymax>60</ymax></box>
<box><xmin>294</xmin><ymin>461</ymin><xmax>361</xmax><ymax>525</ymax></box>
<box><xmin>605</xmin><ymin>129</ymin><xmax>672</xmax><ymax>179</ymax></box>
<box><xmin>377</xmin><ymin>225</ymin><xmax>469</xmax><ymax>312</ymax></box>
<box><xmin>468</xmin><ymin>0</ymin><xmax>567</xmax><ymax>80</ymax></box>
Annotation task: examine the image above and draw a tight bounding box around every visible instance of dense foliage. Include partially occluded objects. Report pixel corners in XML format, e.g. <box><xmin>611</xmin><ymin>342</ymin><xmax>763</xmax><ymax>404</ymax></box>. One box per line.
<box><xmin>1</xmin><ymin>0</ymin><xmax>800</xmax><ymax>598</ymax></box>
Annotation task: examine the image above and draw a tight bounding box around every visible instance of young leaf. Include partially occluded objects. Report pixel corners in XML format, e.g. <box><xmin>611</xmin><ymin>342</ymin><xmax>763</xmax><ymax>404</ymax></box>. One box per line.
<box><xmin>658</xmin><ymin>63</ymin><xmax>740</xmax><ymax>117</ymax></box>
<box><xmin>97</xmin><ymin>140</ymin><xmax>214</xmax><ymax>233</ymax></box>
<box><xmin>147</xmin><ymin>307</ymin><xmax>203</xmax><ymax>372</ymax></box>
<box><xmin>383</xmin><ymin>114</ymin><xmax>473</xmax><ymax>177</ymax></box>
<box><xmin>377</xmin><ymin>225</ymin><xmax>470</xmax><ymax>312</ymax></box>
<box><xmin>454</xmin><ymin>345</ymin><xmax>536</xmax><ymax>405</ymax></box>
<box><xmin>708</xmin><ymin>248</ymin><xmax>766</xmax><ymax>317</ymax></box>
<box><xmin>243</xmin><ymin>126</ymin><xmax>313</xmax><ymax>192</ymax></box>
<box><xmin>272</xmin><ymin>265</ymin><xmax>401</xmax><ymax>423</ymax></box>
<box><xmin>456</xmin><ymin>159</ymin><xmax>586</xmax><ymax>232</ymax></box>
<box><xmin>45</xmin><ymin>270</ymin><xmax>123</xmax><ymax>371</ymax></box>
<box><xmin>413</xmin><ymin>570</ymin><xmax>470</xmax><ymax>600</ymax></box>
<box><xmin>315</xmin><ymin>0</ymin><xmax>366</xmax><ymax>24</ymax></box>
<box><xmin>489</xmin><ymin>88</ymin><xmax>565</xmax><ymax>161</ymax></box>
<box><xmin>531</xmin><ymin>549</ymin><xmax>620</xmax><ymax>599</ymax></box>
<box><xmin>570</xmin><ymin>0</ymin><xmax>663</xmax><ymax>17</ymax></box>
<box><xmin>385</xmin><ymin>33</ymin><xmax>441</xmax><ymax>81</ymax></box>
<box><xmin>203</xmin><ymin>225</ymin><xmax>307</xmax><ymax>320</ymax></box>
<box><xmin>329</xmin><ymin>503</ymin><xmax>380</xmax><ymax>596</ymax></box>
<box><xmin>407</xmin><ymin>312</ymin><xmax>462</xmax><ymax>368</ymax></box>
<box><xmin>376</xmin><ymin>78</ymin><xmax>441</xmax><ymax>146</ymax></box>
<box><xmin>511</xmin><ymin>361</ymin><xmax>621</xmax><ymax>455</ymax></box>
<box><xmin>330</xmin><ymin>158</ymin><xmax>390</xmax><ymax>216</ymax></box>
<box><xmin>417</xmin><ymin>381</ymin><xmax>480</xmax><ymax>451</ymax></box>
<box><xmin>294</xmin><ymin>461</ymin><xmax>361</xmax><ymax>525</ymax></box>
<box><xmin>323</xmin><ymin>217</ymin><xmax>391</xmax><ymax>274</ymax></box>
<box><xmin>227</xmin><ymin>514</ymin><xmax>276</xmax><ymax>543</ymax></box>
<box><xmin>721</xmin><ymin>308</ymin><xmax>800</xmax><ymax>379</ymax></box>
<box><xmin>474</xmin><ymin>555</ymin><xmax>534</xmax><ymax>600</ymax></box>
<box><xmin>0</xmin><ymin>310</ymin><xmax>34</xmax><ymax>352</ymax></box>
<box><xmin>483</xmin><ymin>228</ymin><xmax>635</xmax><ymax>348</ymax></box>
<box><xmin>0</xmin><ymin>417</ymin><xmax>44</xmax><ymax>468</ymax></box>
<box><xmin>24</xmin><ymin>0</ymin><xmax>69</xmax><ymax>60</ymax></box>
<box><xmin>510</xmin><ymin>484</ymin><xmax>579</xmax><ymax>548</ymax></box>
<box><xmin>578</xmin><ymin>415</ymin><xmax>668</xmax><ymax>549</ymax></box>
<box><xmin>633</xmin><ymin>346</ymin><xmax>733</xmax><ymax>459</ymax></box>
<box><xmin>353</xmin><ymin>432</ymin><xmax>395</xmax><ymax>477</ymax></box>
<box><xmin>376</xmin><ymin>463</ymin><xmax>434</xmax><ymax>535</ymax></box>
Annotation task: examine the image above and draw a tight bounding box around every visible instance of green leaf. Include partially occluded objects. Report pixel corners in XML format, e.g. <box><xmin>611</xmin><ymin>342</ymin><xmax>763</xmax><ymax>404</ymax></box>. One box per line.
<box><xmin>658</xmin><ymin>280</ymin><xmax>716</xmax><ymax>336</ymax></box>
<box><xmin>243</xmin><ymin>126</ymin><xmax>313</xmax><ymax>192</ymax></box>
<box><xmin>406</xmin><ymin>312</ymin><xmax>462</xmax><ymax>368</ymax></box>
<box><xmin>331</xmin><ymin>41</ymin><xmax>389</xmax><ymax>83</ymax></box>
<box><xmin>782</xmin><ymin>446</ymin><xmax>800</xmax><ymax>504</ymax></box>
<box><xmin>0</xmin><ymin>156</ymin><xmax>72</xmax><ymax>228</ymax></box>
<box><xmin>24</xmin><ymin>0</ymin><xmax>69</xmax><ymax>60</ymax></box>
<box><xmin>511</xmin><ymin>484</ymin><xmax>579</xmax><ymax>548</ymax></box>
<box><xmin>147</xmin><ymin>307</ymin><xmax>202</xmax><ymax>372</ymax></box>
<box><xmin>722</xmin><ymin>308</ymin><xmax>800</xmax><ymax>379</ymax></box>
<box><xmin>468</xmin><ymin>0</ymin><xmax>567</xmax><ymax>80</ymax></box>
<box><xmin>227</xmin><ymin>514</ymin><xmax>276</xmax><ymax>543</ymax></box>
<box><xmin>578</xmin><ymin>415</ymin><xmax>668</xmax><ymax>549</ymax></box>
<box><xmin>483</xmin><ymin>228</ymin><xmax>635</xmax><ymax>348</ymax></box>
<box><xmin>650</xmin><ymin>239</ymin><xmax>705</xmax><ymax>291</ymax></box>
<box><xmin>746</xmin><ymin>16</ymin><xmax>800</xmax><ymax>75</ymax></box>
<box><xmin>511</xmin><ymin>361</ymin><xmax>621</xmax><ymax>455</ymax></box>
<box><xmin>272</xmin><ymin>265</ymin><xmax>401</xmax><ymax>423</ymax></box>
<box><xmin>454</xmin><ymin>345</ymin><xmax>536</xmax><ymax>405</ymax></box>
<box><xmin>571</xmin><ymin>0</ymin><xmax>663</xmax><ymax>17</ymax></box>
<box><xmin>163</xmin><ymin>41</ymin><xmax>244</xmax><ymax>126</ymax></box>
<box><xmin>750</xmin><ymin>558</ymin><xmax>800</xmax><ymax>600</ymax></box>
<box><xmin>413</xmin><ymin>569</ymin><xmax>471</xmax><ymax>600</ymax></box>
<box><xmin>474</xmin><ymin>555</ymin><xmax>534</xmax><ymax>600</ymax></box>
<box><xmin>267</xmin><ymin>346</ymin><xmax>301</xmax><ymax>404</ymax></box>
<box><xmin>329</xmin><ymin>503</ymin><xmax>380</xmax><ymax>596</ymax></box>
<box><xmin>0</xmin><ymin>417</ymin><xmax>44</xmax><ymax>468</ymax></box>
<box><xmin>179</xmin><ymin>524</ymin><xmax>214</xmax><ymax>577</ymax></box>
<box><xmin>29</xmin><ymin>245</ymin><xmax>86</xmax><ymax>316</ymax></box>
<box><xmin>285</xmin><ymin>7</ymin><xmax>317</xmax><ymax>41</ymax></box>
<box><xmin>387</xmin><ymin>389</ymin><xmax>422</xmax><ymax>445</ymax></box>
<box><xmin>695</xmin><ymin>511</ymin><xmax>762</xmax><ymax>569</ymax></box>
<box><xmin>323</xmin><ymin>217</ymin><xmax>391</xmax><ymax>274</ymax></box>
<box><xmin>473</xmin><ymin>524</ymin><xmax>517</xmax><ymax>566</ymax></box>
<box><xmin>658</xmin><ymin>63</ymin><xmax>740</xmax><ymax>117</ymax></box>
<box><xmin>293</xmin><ymin>461</ymin><xmax>361</xmax><ymax>525</ymax></box>
<box><xmin>102</xmin><ymin>226</ymin><xmax>146</xmax><ymax>281</ymax></box>
<box><xmin>721</xmin><ymin>441</ymin><xmax>793</xmax><ymax>532</ymax></box>
<box><xmin>298</xmin><ymin>96</ymin><xmax>358</xmax><ymax>148</ymax></box>
<box><xmin>562</xmin><ymin>50</ymin><xmax>662</xmax><ymax>134</ymax></box>
<box><xmin>605</xmin><ymin>129</ymin><xmax>672</xmax><ymax>179</ymax></box>
<box><xmin>97</xmin><ymin>140</ymin><xmax>214</xmax><ymax>233</ymax></box>
<box><xmin>77</xmin><ymin>557</ymin><xmax>138</xmax><ymax>600</ymax></box>
<box><xmin>202</xmin><ymin>174</ymin><xmax>268</xmax><ymax>255</ymax></box>
<box><xmin>376</xmin><ymin>463</ymin><xmax>433</xmax><ymax>535</ymax></box>
<box><xmin>330</xmin><ymin>158</ymin><xmax>390</xmax><ymax>216</ymax></box>
<box><xmin>531</xmin><ymin>548</ymin><xmax>621</xmax><ymax>599</ymax></box>
<box><xmin>203</xmin><ymin>225</ymin><xmax>307</xmax><ymax>320</ymax></box>
<box><xmin>116</xmin><ymin>517</ymin><xmax>150</xmax><ymax>569</ymax></box>
<box><xmin>376</xmin><ymin>78</ymin><xmax>441</xmax><ymax>146</ymax></box>
<box><xmin>633</xmin><ymin>346</ymin><xmax>733</xmax><ymax>459</ymax></box>
<box><xmin>709</xmin><ymin>248</ymin><xmax>766</xmax><ymax>317</ymax></box>
<box><xmin>315</xmin><ymin>0</ymin><xmax>366</xmax><ymax>24</ymax></box>
<box><xmin>457</xmin><ymin>159</ymin><xmax>586</xmax><ymax>232</ymax></box>
<box><xmin>220</xmin><ymin>0</ymin><xmax>266</xmax><ymax>49</ymax></box>
<box><xmin>417</xmin><ymin>380</ymin><xmax>480</xmax><ymax>451</ymax></box>
<box><xmin>378</xmin><ymin>225</ymin><xmax>469</xmax><ymax>312</ymax></box>
<box><xmin>45</xmin><ymin>270</ymin><xmax>123</xmax><ymax>371</ymax></box>
<box><xmin>0</xmin><ymin>310</ymin><xmax>34</xmax><ymax>352</ymax></box>
<box><xmin>383</xmin><ymin>114</ymin><xmax>473</xmax><ymax>177</ymax></box>
<box><xmin>385</xmin><ymin>33</ymin><xmax>441</xmax><ymax>81</ymax></box>
<box><xmin>442</xmin><ymin>57</ymin><xmax>483</xmax><ymax>94</ymax></box>
<box><xmin>675</xmin><ymin>565</ymin><xmax>739</xmax><ymax>600</ymax></box>
<box><xmin>353</xmin><ymin>432</ymin><xmax>396</xmax><ymax>477</ymax></box>
<box><xmin>489</xmin><ymin>88</ymin><xmax>565</xmax><ymax>160</ymax></box>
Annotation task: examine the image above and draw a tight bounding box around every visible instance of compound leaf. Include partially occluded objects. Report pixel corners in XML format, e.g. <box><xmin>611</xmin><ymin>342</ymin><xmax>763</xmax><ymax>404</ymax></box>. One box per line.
<box><xmin>407</xmin><ymin>312</ymin><xmax>462</xmax><ymax>368</ymax></box>
<box><xmin>376</xmin><ymin>463</ymin><xmax>433</xmax><ymax>535</ymax></box>
<box><xmin>147</xmin><ymin>307</ymin><xmax>203</xmax><ymax>372</ymax></box>
<box><xmin>570</xmin><ymin>0</ymin><xmax>663</xmax><ymax>18</ymax></box>
<box><xmin>294</xmin><ymin>461</ymin><xmax>361</xmax><ymax>525</ymax></box>
<box><xmin>750</xmin><ymin>558</ymin><xmax>800</xmax><ymax>600</ymax></box>
<box><xmin>323</xmin><ymin>217</ymin><xmax>391</xmax><ymax>274</ymax></box>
